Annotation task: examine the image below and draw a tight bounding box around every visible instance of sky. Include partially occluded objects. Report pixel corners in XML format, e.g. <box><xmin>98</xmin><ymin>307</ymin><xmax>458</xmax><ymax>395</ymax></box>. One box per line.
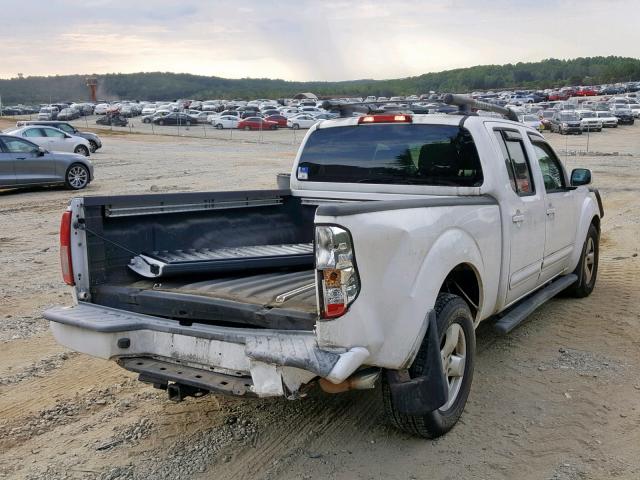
<box><xmin>1</xmin><ymin>0</ymin><xmax>638</xmax><ymax>81</ymax></box>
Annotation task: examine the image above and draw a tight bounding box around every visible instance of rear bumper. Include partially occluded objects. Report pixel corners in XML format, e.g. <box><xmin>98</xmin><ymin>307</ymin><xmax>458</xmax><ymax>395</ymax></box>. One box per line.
<box><xmin>44</xmin><ymin>303</ymin><xmax>369</xmax><ymax>397</ymax></box>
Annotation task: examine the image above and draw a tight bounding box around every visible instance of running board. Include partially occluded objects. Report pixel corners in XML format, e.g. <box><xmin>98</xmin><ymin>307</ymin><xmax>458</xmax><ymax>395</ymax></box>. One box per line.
<box><xmin>494</xmin><ymin>274</ymin><xmax>578</xmax><ymax>334</ymax></box>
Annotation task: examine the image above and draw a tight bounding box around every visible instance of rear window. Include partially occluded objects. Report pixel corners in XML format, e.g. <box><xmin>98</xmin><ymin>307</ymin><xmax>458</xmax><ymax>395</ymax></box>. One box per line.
<box><xmin>297</xmin><ymin>124</ymin><xmax>483</xmax><ymax>187</ymax></box>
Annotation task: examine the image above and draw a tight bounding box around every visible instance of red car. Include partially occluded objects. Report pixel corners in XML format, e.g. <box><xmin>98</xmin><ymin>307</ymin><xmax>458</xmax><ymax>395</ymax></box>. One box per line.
<box><xmin>576</xmin><ymin>87</ymin><xmax>597</xmax><ymax>96</ymax></box>
<box><xmin>548</xmin><ymin>91</ymin><xmax>570</xmax><ymax>101</ymax></box>
<box><xmin>265</xmin><ymin>115</ymin><xmax>288</xmax><ymax>127</ymax></box>
<box><xmin>237</xmin><ymin>117</ymin><xmax>278</xmax><ymax>130</ymax></box>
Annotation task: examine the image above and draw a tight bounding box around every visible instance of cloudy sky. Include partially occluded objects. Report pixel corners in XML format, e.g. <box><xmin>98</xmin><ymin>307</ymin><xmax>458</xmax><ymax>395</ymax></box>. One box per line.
<box><xmin>1</xmin><ymin>0</ymin><xmax>638</xmax><ymax>81</ymax></box>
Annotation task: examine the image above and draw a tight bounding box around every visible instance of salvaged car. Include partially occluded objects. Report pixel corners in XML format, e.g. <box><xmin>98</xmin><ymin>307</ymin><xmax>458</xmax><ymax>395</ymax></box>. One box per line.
<box><xmin>45</xmin><ymin>95</ymin><xmax>603</xmax><ymax>438</ymax></box>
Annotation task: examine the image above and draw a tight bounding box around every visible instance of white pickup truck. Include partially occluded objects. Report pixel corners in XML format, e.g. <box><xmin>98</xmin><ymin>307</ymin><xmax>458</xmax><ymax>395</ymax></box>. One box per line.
<box><xmin>45</xmin><ymin>96</ymin><xmax>603</xmax><ymax>438</ymax></box>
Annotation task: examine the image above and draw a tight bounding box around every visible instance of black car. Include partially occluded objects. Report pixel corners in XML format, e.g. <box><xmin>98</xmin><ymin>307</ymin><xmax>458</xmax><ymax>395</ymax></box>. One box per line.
<box><xmin>152</xmin><ymin>113</ymin><xmax>193</xmax><ymax>126</ymax></box>
<box><xmin>611</xmin><ymin>107</ymin><xmax>635</xmax><ymax>125</ymax></box>
<box><xmin>550</xmin><ymin>111</ymin><xmax>582</xmax><ymax>134</ymax></box>
<box><xmin>96</xmin><ymin>114</ymin><xmax>128</xmax><ymax>127</ymax></box>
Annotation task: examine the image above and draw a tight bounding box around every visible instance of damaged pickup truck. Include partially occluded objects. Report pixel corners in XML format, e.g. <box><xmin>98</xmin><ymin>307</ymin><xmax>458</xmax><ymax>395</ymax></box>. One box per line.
<box><xmin>45</xmin><ymin>95</ymin><xmax>603</xmax><ymax>438</ymax></box>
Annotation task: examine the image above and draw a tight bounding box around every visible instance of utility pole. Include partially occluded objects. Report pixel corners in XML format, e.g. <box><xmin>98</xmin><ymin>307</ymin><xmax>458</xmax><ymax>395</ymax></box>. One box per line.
<box><xmin>0</xmin><ymin>94</ymin><xmax>3</xmax><ymax>117</ymax></box>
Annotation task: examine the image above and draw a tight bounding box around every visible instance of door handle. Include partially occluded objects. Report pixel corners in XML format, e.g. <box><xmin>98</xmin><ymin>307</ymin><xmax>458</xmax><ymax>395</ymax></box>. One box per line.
<box><xmin>546</xmin><ymin>207</ymin><xmax>556</xmax><ymax>216</ymax></box>
<box><xmin>512</xmin><ymin>213</ymin><xmax>525</xmax><ymax>224</ymax></box>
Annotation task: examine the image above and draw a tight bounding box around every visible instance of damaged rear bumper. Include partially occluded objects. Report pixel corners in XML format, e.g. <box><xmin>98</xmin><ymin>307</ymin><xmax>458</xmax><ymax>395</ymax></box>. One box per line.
<box><xmin>44</xmin><ymin>303</ymin><xmax>369</xmax><ymax>398</ymax></box>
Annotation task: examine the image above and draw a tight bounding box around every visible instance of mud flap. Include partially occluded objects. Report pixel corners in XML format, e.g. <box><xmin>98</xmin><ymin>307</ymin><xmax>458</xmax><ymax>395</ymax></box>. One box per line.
<box><xmin>386</xmin><ymin>310</ymin><xmax>448</xmax><ymax>415</ymax></box>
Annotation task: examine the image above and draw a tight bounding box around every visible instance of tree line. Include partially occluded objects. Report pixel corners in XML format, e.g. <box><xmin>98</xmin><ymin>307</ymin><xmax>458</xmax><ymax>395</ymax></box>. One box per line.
<box><xmin>1</xmin><ymin>56</ymin><xmax>639</xmax><ymax>104</ymax></box>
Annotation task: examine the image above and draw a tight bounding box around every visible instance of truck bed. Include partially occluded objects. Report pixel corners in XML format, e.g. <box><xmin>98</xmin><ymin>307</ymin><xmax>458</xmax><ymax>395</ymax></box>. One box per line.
<box><xmin>79</xmin><ymin>190</ymin><xmax>319</xmax><ymax>331</ymax></box>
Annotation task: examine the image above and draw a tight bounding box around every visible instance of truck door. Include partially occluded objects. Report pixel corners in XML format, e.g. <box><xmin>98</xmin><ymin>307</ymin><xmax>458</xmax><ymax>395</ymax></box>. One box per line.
<box><xmin>526</xmin><ymin>135</ymin><xmax>578</xmax><ymax>282</ymax></box>
<box><xmin>492</xmin><ymin>127</ymin><xmax>546</xmax><ymax>306</ymax></box>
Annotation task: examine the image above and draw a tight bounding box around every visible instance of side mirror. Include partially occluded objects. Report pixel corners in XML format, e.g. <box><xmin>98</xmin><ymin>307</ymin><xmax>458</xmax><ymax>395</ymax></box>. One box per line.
<box><xmin>36</xmin><ymin>147</ymin><xmax>46</xmax><ymax>157</ymax></box>
<box><xmin>571</xmin><ymin>168</ymin><xmax>592</xmax><ymax>186</ymax></box>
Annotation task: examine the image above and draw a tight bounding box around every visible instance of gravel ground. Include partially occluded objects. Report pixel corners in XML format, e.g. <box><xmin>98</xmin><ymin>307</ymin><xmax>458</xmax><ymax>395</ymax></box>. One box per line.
<box><xmin>0</xmin><ymin>118</ymin><xmax>639</xmax><ymax>480</ymax></box>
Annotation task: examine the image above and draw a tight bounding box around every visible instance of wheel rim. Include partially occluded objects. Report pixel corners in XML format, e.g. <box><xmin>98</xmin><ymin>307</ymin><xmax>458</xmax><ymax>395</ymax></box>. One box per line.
<box><xmin>67</xmin><ymin>166</ymin><xmax>88</xmax><ymax>189</ymax></box>
<box><xmin>584</xmin><ymin>237</ymin><xmax>595</xmax><ymax>284</ymax></box>
<box><xmin>439</xmin><ymin>323</ymin><xmax>466</xmax><ymax>411</ymax></box>
<box><xmin>75</xmin><ymin>146</ymin><xmax>87</xmax><ymax>156</ymax></box>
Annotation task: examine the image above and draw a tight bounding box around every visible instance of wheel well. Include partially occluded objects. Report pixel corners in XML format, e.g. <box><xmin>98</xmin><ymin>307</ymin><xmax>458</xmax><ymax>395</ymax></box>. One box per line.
<box><xmin>591</xmin><ymin>215</ymin><xmax>600</xmax><ymax>233</ymax></box>
<box><xmin>439</xmin><ymin>264</ymin><xmax>481</xmax><ymax>320</ymax></box>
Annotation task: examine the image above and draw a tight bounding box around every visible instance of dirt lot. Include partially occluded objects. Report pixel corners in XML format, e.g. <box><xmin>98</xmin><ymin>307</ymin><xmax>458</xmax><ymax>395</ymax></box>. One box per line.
<box><xmin>0</xmin><ymin>119</ymin><xmax>639</xmax><ymax>480</ymax></box>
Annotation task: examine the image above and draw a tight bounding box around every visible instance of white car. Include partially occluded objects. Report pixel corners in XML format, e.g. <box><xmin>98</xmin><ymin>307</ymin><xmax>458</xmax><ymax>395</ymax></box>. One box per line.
<box><xmin>595</xmin><ymin>111</ymin><xmax>619</xmax><ymax>127</ymax></box>
<box><xmin>629</xmin><ymin>104</ymin><xmax>640</xmax><ymax>118</ymax></box>
<box><xmin>518</xmin><ymin>114</ymin><xmax>543</xmax><ymax>130</ymax></box>
<box><xmin>576</xmin><ymin>110</ymin><xmax>603</xmax><ymax>132</ymax></box>
<box><xmin>287</xmin><ymin>114</ymin><xmax>319</xmax><ymax>129</ymax></box>
<box><xmin>94</xmin><ymin>104</ymin><xmax>110</xmax><ymax>115</ymax></box>
<box><xmin>141</xmin><ymin>106</ymin><xmax>157</xmax><ymax>115</ymax></box>
<box><xmin>210</xmin><ymin>115</ymin><xmax>240</xmax><ymax>129</ymax></box>
<box><xmin>37</xmin><ymin>106</ymin><xmax>59</xmax><ymax>120</ymax></box>
<box><xmin>5</xmin><ymin>126</ymin><xmax>92</xmax><ymax>156</ymax></box>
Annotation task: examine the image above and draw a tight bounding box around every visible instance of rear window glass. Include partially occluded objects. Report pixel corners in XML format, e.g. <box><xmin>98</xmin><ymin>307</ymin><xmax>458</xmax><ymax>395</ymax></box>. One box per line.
<box><xmin>297</xmin><ymin>124</ymin><xmax>483</xmax><ymax>186</ymax></box>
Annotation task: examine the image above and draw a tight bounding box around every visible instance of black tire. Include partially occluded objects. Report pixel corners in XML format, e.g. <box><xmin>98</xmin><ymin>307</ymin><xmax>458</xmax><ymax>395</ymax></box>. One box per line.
<box><xmin>74</xmin><ymin>145</ymin><xmax>89</xmax><ymax>156</ymax></box>
<box><xmin>244</xmin><ymin>126</ymin><xmax>251</xmax><ymax>131</ymax></box>
<box><xmin>159</xmin><ymin>120</ymin><xmax>164</xmax><ymax>126</ymax></box>
<box><xmin>143</xmin><ymin>118</ymin><xmax>150</xmax><ymax>123</ymax></box>
<box><xmin>88</xmin><ymin>140</ymin><xmax>98</xmax><ymax>153</ymax></box>
<box><xmin>382</xmin><ymin>293</ymin><xmax>476</xmax><ymax>438</ymax></box>
<box><xmin>216</xmin><ymin>123</ymin><xmax>223</xmax><ymax>129</ymax></box>
<box><xmin>292</xmin><ymin>123</ymin><xmax>300</xmax><ymax>130</ymax></box>
<box><xmin>565</xmin><ymin>223</ymin><xmax>599</xmax><ymax>298</ymax></box>
<box><xmin>65</xmin><ymin>163</ymin><xmax>90</xmax><ymax>190</ymax></box>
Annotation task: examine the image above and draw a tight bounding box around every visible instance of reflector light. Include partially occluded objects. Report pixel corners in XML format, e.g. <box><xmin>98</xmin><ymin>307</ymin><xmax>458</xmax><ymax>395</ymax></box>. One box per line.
<box><xmin>60</xmin><ymin>210</ymin><xmax>75</xmax><ymax>286</ymax></box>
<box><xmin>358</xmin><ymin>114</ymin><xmax>412</xmax><ymax>124</ymax></box>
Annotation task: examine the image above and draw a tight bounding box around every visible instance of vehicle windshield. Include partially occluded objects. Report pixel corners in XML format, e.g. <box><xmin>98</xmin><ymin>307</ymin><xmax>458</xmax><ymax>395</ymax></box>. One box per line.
<box><xmin>559</xmin><ymin>113</ymin><xmax>579</xmax><ymax>120</ymax></box>
<box><xmin>297</xmin><ymin>124</ymin><xmax>483</xmax><ymax>187</ymax></box>
<box><xmin>581</xmin><ymin>112</ymin><xmax>596</xmax><ymax>118</ymax></box>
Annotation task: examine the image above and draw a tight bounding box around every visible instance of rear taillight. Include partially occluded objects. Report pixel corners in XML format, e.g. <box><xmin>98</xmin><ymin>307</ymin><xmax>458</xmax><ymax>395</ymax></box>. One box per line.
<box><xmin>358</xmin><ymin>114</ymin><xmax>412</xmax><ymax>124</ymax></box>
<box><xmin>60</xmin><ymin>210</ymin><xmax>75</xmax><ymax>286</ymax></box>
<box><xmin>315</xmin><ymin>226</ymin><xmax>360</xmax><ymax>319</ymax></box>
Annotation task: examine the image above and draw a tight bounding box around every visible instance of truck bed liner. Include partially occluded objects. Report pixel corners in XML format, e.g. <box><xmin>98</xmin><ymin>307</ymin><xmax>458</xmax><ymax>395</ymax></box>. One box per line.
<box><xmin>92</xmin><ymin>269</ymin><xmax>318</xmax><ymax>330</ymax></box>
<box><xmin>128</xmin><ymin>243</ymin><xmax>314</xmax><ymax>278</ymax></box>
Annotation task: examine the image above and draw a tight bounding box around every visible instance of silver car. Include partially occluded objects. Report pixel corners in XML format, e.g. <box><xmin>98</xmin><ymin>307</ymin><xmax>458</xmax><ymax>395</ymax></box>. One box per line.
<box><xmin>0</xmin><ymin>134</ymin><xmax>94</xmax><ymax>190</ymax></box>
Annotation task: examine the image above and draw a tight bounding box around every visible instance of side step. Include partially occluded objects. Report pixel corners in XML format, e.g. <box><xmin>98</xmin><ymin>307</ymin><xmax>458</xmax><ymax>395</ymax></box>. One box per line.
<box><xmin>494</xmin><ymin>274</ymin><xmax>578</xmax><ymax>334</ymax></box>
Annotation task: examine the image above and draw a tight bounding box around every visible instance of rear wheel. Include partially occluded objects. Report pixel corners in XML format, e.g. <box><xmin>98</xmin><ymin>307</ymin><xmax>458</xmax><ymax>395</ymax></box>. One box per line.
<box><xmin>382</xmin><ymin>293</ymin><xmax>475</xmax><ymax>438</ymax></box>
<box><xmin>65</xmin><ymin>163</ymin><xmax>90</xmax><ymax>190</ymax></box>
<box><xmin>74</xmin><ymin>145</ymin><xmax>89</xmax><ymax>156</ymax></box>
<box><xmin>565</xmin><ymin>224</ymin><xmax>599</xmax><ymax>298</ymax></box>
<box><xmin>216</xmin><ymin>123</ymin><xmax>223</xmax><ymax>129</ymax></box>
<box><xmin>159</xmin><ymin>120</ymin><xmax>164</xmax><ymax>126</ymax></box>
<box><xmin>292</xmin><ymin>123</ymin><xmax>300</xmax><ymax>130</ymax></box>
<box><xmin>244</xmin><ymin>126</ymin><xmax>251</xmax><ymax>131</ymax></box>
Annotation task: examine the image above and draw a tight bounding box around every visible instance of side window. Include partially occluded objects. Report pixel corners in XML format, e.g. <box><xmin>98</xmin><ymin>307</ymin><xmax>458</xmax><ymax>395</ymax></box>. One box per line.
<box><xmin>3</xmin><ymin>137</ymin><xmax>38</xmax><ymax>153</ymax></box>
<box><xmin>531</xmin><ymin>141</ymin><xmax>566</xmax><ymax>192</ymax></box>
<box><xmin>58</xmin><ymin>124</ymin><xmax>74</xmax><ymax>134</ymax></box>
<box><xmin>43</xmin><ymin>128</ymin><xmax>66</xmax><ymax>138</ymax></box>
<box><xmin>23</xmin><ymin>128</ymin><xmax>44</xmax><ymax>138</ymax></box>
<box><xmin>494</xmin><ymin>129</ymin><xmax>535</xmax><ymax>196</ymax></box>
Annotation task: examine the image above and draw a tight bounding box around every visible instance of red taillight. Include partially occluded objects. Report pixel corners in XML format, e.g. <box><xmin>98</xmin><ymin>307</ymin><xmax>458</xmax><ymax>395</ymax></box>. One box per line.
<box><xmin>316</xmin><ymin>226</ymin><xmax>360</xmax><ymax>320</ymax></box>
<box><xmin>358</xmin><ymin>114</ymin><xmax>412</xmax><ymax>124</ymax></box>
<box><xmin>60</xmin><ymin>210</ymin><xmax>75</xmax><ymax>286</ymax></box>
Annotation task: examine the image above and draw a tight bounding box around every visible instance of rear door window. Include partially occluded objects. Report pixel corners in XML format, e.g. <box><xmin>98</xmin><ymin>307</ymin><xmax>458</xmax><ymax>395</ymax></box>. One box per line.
<box><xmin>494</xmin><ymin>129</ymin><xmax>535</xmax><ymax>195</ymax></box>
<box><xmin>297</xmin><ymin>124</ymin><xmax>483</xmax><ymax>187</ymax></box>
